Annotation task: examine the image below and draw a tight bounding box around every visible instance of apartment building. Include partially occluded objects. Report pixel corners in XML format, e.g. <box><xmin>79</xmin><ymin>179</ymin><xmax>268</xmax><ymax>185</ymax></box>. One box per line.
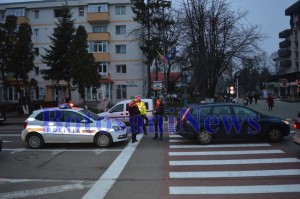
<box><xmin>0</xmin><ymin>0</ymin><xmax>146</xmax><ymax>106</ymax></box>
<box><xmin>275</xmin><ymin>0</ymin><xmax>300</xmax><ymax>97</ymax></box>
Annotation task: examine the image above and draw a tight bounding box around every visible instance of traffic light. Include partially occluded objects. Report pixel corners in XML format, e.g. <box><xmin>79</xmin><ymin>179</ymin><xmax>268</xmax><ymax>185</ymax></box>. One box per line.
<box><xmin>298</xmin><ymin>80</ymin><xmax>300</xmax><ymax>87</ymax></box>
<box><xmin>230</xmin><ymin>86</ymin><xmax>234</xmax><ymax>94</ymax></box>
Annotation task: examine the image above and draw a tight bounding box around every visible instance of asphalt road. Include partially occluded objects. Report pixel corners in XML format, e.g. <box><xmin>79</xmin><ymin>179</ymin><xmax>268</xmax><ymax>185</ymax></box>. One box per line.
<box><xmin>0</xmin><ymin>99</ymin><xmax>300</xmax><ymax>199</ymax></box>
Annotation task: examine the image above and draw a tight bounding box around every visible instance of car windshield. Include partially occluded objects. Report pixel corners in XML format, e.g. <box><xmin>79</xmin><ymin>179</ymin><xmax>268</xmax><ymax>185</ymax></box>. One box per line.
<box><xmin>79</xmin><ymin>109</ymin><xmax>101</xmax><ymax>121</ymax></box>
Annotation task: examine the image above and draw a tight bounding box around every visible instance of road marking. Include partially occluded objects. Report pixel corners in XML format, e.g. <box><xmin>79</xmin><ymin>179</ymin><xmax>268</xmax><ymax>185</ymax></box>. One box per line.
<box><xmin>169</xmin><ymin>135</ymin><xmax>182</xmax><ymax>138</ymax></box>
<box><xmin>169</xmin><ymin>169</ymin><xmax>300</xmax><ymax>178</ymax></box>
<box><xmin>0</xmin><ymin>134</ymin><xmax>21</xmax><ymax>137</ymax></box>
<box><xmin>82</xmin><ymin>134</ymin><xmax>143</xmax><ymax>199</ymax></box>
<box><xmin>169</xmin><ymin>149</ymin><xmax>284</xmax><ymax>156</ymax></box>
<box><xmin>169</xmin><ymin>184</ymin><xmax>300</xmax><ymax>194</ymax></box>
<box><xmin>170</xmin><ymin>158</ymin><xmax>300</xmax><ymax>166</ymax></box>
<box><xmin>2</xmin><ymin>148</ymin><xmax>123</xmax><ymax>154</ymax></box>
<box><xmin>169</xmin><ymin>143</ymin><xmax>271</xmax><ymax>148</ymax></box>
<box><xmin>0</xmin><ymin>178</ymin><xmax>95</xmax><ymax>184</ymax></box>
<box><xmin>0</xmin><ymin>183</ymin><xmax>93</xmax><ymax>199</ymax></box>
<box><xmin>169</xmin><ymin>139</ymin><xmax>193</xmax><ymax>143</ymax></box>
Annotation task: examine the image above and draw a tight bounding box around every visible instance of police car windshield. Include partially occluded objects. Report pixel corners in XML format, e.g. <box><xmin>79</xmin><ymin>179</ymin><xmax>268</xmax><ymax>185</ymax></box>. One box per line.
<box><xmin>79</xmin><ymin>110</ymin><xmax>100</xmax><ymax>121</ymax></box>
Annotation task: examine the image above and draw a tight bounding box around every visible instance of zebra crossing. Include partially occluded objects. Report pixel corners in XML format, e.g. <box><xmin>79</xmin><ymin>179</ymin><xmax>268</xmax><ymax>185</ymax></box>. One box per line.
<box><xmin>167</xmin><ymin>134</ymin><xmax>300</xmax><ymax>197</ymax></box>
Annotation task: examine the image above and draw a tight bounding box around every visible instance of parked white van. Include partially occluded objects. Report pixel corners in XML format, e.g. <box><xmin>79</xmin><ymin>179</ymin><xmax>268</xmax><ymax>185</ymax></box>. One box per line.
<box><xmin>98</xmin><ymin>99</ymin><xmax>154</xmax><ymax>123</ymax></box>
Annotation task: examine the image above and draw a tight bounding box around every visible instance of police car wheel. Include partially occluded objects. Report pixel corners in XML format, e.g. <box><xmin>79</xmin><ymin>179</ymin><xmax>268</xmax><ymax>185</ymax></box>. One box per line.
<box><xmin>197</xmin><ymin>130</ymin><xmax>213</xmax><ymax>145</ymax></box>
<box><xmin>95</xmin><ymin>133</ymin><xmax>112</xmax><ymax>148</ymax></box>
<box><xmin>27</xmin><ymin>133</ymin><xmax>44</xmax><ymax>149</ymax></box>
<box><xmin>267</xmin><ymin>127</ymin><xmax>282</xmax><ymax>142</ymax></box>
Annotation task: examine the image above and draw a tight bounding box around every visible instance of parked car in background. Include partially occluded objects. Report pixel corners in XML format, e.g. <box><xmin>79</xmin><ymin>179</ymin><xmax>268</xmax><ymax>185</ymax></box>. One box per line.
<box><xmin>293</xmin><ymin>112</ymin><xmax>300</xmax><ymax>145</ymax></box>
<box><xmin>98</xmin><ymin>99</ymin><xmax>154</xmax><ymax>123</ymax></box>
<box><xmin>22</xmin><ymin>104</ymin><xmax>128</xmax><ymax>149</ymax></box>
<box><xmin>175</xmin><ymin>103</ymin><xmax>290</xmax><ymax>144</ymax></box>
<box><xmin>0</xmin><ymin>109</ymin><xmax>6</xmax><ymax>124</ymax></box>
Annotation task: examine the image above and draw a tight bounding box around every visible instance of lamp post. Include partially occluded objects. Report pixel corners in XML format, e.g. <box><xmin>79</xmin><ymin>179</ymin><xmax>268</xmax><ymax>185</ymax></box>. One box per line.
<box><xmin>234</xmin><ymin>71</ymin><xmax>240</xmax><ymax>103</ymax></box>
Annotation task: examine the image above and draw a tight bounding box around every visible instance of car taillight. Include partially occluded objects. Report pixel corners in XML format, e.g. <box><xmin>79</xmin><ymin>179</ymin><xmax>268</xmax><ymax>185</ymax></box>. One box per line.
<box><xmin>23</xmin><ymin>122</ymin><xmax>28</xmax><ymax>129</ymax></box>
<box><xmin>294</xmin><ymin>122</ymin><xmax>300</xmax><ymax>129</ymax></box>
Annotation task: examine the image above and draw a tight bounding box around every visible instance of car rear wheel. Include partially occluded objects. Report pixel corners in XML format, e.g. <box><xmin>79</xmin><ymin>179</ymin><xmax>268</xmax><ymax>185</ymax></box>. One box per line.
<box><xmin>95</xmin><ymin>133</ymin><xmax>112</xmax><ymax>148</ymax></box>
<box><xmin>27</xmin><ymin>133</ymin><xmax>44</xmax><ymax>149</ymax></box>
<box><xmin>197</xmin><ymin>130</ymin><xmax>213</xmax><ymax>145</ymax></box>
<box><xmin>267</xmin><ymin>127</ymin><xmax>282</xmax><ymax>142</ymax></box>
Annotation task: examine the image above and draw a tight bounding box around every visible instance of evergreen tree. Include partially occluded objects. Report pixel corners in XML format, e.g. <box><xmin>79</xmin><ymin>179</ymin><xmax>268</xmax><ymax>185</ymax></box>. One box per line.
<box><xmin>0</xmin><ymin>15</ymin><xmax>17</xmax><ymax>87</ymax></box>
<box><xmin>41</xmin><ymin>4</ymin><xmax>75</xmax><ymax>101</ymax></box>
<box><xmin>68</xmin><ymin>25</ymin><xmax>100</xmax><ymax>108</ymax></box>
<box><xmin>7</xmin><ymin>23</ymin><xmax>34</xmax><ymax>113</ymax></box>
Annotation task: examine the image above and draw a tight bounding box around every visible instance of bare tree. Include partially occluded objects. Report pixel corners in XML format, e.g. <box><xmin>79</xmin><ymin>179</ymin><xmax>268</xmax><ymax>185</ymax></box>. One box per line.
<box><xmin>178</xmin><ymin>0</ymin><xmax>264</xmax><ymax>98</ymax></box>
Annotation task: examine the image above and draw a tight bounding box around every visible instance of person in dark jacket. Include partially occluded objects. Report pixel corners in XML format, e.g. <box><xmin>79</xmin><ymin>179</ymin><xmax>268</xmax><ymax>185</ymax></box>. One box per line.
<box><xmin>127</xmin><ymin>100</ymin><xmax>141</xmax><ymax>143</ymax></box>
<box><xmin>152</xmin><ymin>99</ymin><xmax>165</xmax><ymax>140</ymax></box>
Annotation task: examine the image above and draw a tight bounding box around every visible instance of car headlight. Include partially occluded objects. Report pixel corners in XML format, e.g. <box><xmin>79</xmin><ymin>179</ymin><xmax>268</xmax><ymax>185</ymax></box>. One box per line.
<box><xmin>113</xmin><ymin>126</ymin><xmax>122</xmax><ymax>131</ymax></box>
<box><xmin>282</xmin><ymin>120</ymin><xmax>290</xmax><ymax>125</ymax></box>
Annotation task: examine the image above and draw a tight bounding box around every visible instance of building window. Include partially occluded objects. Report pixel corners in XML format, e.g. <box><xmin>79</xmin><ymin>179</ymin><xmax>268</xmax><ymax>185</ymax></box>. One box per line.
<box><xmin>35</xmin><ymin>67</ymin><xmax>39</xmax><ymax>75</ymax></box>
<box><xmin>115</xmin><ymin>6</ymin><xmax>126</xmax><ymax>15</ymax></box>
<box><xmin>0</xmin><ymin>11</ymin><xmax>5</xmax><ymax>21</ymax></box>
<box><xmin>88</xmin><ymin>4</ymin><xmax>108</xmax><ymax>13</ymax></box>
<box><xmin>54</xmin><ymin>9</ymin><xmax>64</xmax><ymax>17</ymax></box>
<box><xmin>116</xmin><ymin>65</ymin><xmax>126</xmax><ymax>73</ymax></box>
<box><xmin>116</xmin><ymin>25</ymin><xmax>126</xmax><ymax>35</ymax></box>
<box><xmin>34</xmin><ymin>10</ymin><xmax>39</xmax><ymax>19</ymax></box>
<box><xmin>116</xmin><ymin>45</ymin><xmax>126</xmax><ymax>54</ymax></box>
<box><xmin>93</xmin><ymin>25</ymin><xmax>107</xmax><ymax>33</ymax></box>
<box><xmin>116</xmin><ymin>85</ymin><xmax>127</xmax><ymax>99</ymax></box>
<box><xmin>79</xmin><ymin>7</ymin><xmax>84</xmax><ymax>16</ymax></box>
<box><xmin>98</xmin><ymin>62</ymin><xmax>107</xmax><ymax>73</ymax></box>
<box><xmin>34</xmin><ymin>29</ymin><xmax>39</xmax><ymax>41</ymax></box>
<box><xmin>34</xmin><ymin>47</ymin><xmax>39</xmax><ymax>56</ymax></box>
<box><xmin>6</xmin><ymin>8</ymin><xmax>25</xmax><ymax>17</ymax></box>
<box><xmin>89</xmin><ymin>41</ymin><xmax>108</xmax><ymax>53</ymax></box>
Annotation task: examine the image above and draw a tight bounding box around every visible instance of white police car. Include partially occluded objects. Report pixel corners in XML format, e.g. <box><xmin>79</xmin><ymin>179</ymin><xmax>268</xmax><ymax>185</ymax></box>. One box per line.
<box><xmin>21</xmin><ymin>104</ymin><xmax>127</xmax><ymax>149</ymax></box>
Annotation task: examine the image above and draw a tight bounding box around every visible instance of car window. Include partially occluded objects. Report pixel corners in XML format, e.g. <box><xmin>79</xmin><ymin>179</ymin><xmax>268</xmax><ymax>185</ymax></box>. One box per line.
<box><xmin>63</xmin><ymin>111</ymin><xmax>85</xmax><ymax>123</ymax></box>
<box><xmin>212</xmin><ymin>106</ymin><xmax>231</xmax><ymax>116</ymax></box>
<box><xmin>191</xmin><ymin>107</ymin><xmax>210</xmax><ymax>118</ymax></box>
<box><xmin>111</xmin><ymin>104</ymin><xmax>123</xmax><ymax>112</ymax></box>
<box><xmin>35</xmin><ymin>110</ymin><xmax>63</xmax><ymax>122</ymax></box>
<box><xmin>79</xmin><ymin>109</ymin><xmax>99</xmax><ymax>121</ymax></box>
<box><xmin>233</xmin><ymin>106</ymin><xmax>257</xmax><ymax>116</ymax></box>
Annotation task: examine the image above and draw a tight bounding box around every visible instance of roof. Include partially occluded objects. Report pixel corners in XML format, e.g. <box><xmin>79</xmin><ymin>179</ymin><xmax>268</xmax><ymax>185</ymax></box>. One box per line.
<box><xmin>99</xmin><ymin>78</ymin><xmax>114</xmax><ymax>83</ymax></box>
<box><xmin>285</xmin><ymin>1</ymin><xmax>300</xmax><ymax>15</ymax></box>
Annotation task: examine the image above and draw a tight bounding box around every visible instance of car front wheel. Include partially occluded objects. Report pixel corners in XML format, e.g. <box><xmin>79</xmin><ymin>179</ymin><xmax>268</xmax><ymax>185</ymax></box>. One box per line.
<box><xmin>267</xmin><ymin>127</ymin><xmax>282</xmax><ymax>142</ymax></box>
<box><xmin>197</xmin><ymin>130</ymin><xmax>213</xmax><ymax>145</ymax></box>
<box><xmin>27</xmin><ymin>133</ymin><xmax>44</xmax><ymax>149</ymax></box>
<box><xmin>95</xmin><ymin>133</ymin><xmax>112</xmax><ymax>148</ymax></box>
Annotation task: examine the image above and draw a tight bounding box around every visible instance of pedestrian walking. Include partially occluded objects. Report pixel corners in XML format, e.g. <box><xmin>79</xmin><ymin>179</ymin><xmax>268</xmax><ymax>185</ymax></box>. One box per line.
<box><xmin>152</xmin><ymin>98</ymin><xmax>165</xmax><ymax>140</ymax></box>
<box><xmin>266</xmin><ymin>94</ymin><xmax>274</xmax><ymax>111</ymax></box>
<box><xmin>135</xmin><ymin>96</ymin><xmax>148</xmax><ymax>135</ymax></box>
<box><xmin>127</xmin><ymin>100</ymin><xmax>141</xmax><ymax>143</ymax></box>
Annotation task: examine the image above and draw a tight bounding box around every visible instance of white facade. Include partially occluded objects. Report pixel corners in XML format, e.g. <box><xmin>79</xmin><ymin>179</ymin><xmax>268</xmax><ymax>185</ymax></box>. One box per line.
<box><xmin>0</xmin><ymin>0</ymin><xmax>146</xmax><ymax>106</ymax></box>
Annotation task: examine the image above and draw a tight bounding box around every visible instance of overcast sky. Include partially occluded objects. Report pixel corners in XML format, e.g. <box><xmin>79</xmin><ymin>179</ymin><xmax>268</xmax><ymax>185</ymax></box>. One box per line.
<box><xmin>229</xmin><ymin>0</ymin><xmax>298</xmax><ymax>56</ymax></box>
<box><xmin>1</xmin><ymin>0</ymin><xmax>298</xmax><ymax>56</ymax></box>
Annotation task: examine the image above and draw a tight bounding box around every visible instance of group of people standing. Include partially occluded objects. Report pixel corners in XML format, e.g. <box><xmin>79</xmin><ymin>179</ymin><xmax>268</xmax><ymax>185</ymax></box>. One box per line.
<box><xmin>127</xmin><ymin>96</ymin><xmax>165</xmax><ymax>143</ymax></box>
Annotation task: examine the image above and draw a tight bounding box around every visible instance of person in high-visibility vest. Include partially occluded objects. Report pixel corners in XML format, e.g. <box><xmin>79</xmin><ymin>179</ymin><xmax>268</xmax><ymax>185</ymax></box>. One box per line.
<box><xmin>135</xmin><ymin>96</ymin><xmax>148</xmax><ymax>135</ymax></box>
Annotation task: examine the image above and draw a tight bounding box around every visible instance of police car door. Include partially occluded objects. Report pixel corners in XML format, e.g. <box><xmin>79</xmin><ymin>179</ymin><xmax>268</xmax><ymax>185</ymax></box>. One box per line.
<box><xmin>62</xmin><ymin>110</ymin><xmax>92</xmax><ymax>142</ymax></box>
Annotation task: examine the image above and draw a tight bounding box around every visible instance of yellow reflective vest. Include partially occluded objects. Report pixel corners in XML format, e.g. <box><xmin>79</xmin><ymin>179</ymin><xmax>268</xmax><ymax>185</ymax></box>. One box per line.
<box><xmin>136</xmin><ymin>101</ymin><xmax>147</xmax><ymax>115</ymax></box>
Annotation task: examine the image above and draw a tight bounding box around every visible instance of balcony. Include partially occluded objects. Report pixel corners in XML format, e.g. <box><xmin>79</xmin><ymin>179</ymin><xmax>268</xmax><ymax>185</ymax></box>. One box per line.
<box><xmin>279</xmin><ymin>39</ymin><xmax>291</xmax><ymax>48</ymax></box>
<box><xmin>88</xmin><ymin>32</ymin><xmax>110</xmax><ymax>41</ymax></box>
<box><xmin>16</xmin><ymin>16</ymin><xmax>29</xmax><ymax>24</ymax></box>
<box><xmin>277</xmin><ymin>48</ymin><xmax>291</xmax><ymax>57</ymax></box>
<box><xmin>279</xmin><ymin>29</ymin><xmax>291</xmax><ymax>38</ymax></box>
<box><xmin>93</xmin><ymin>53</ymin><xmax>110</xmax><ymax>62</ymax></box>
<box><xmin>279</xmin><ymin>60</ymin><xmax>291</xmax><ymax>67</ymax></box>
<box><xmin>87</xmin><ymin>12</ymin><xmax>109</xmax><ymax>24</ymax></box>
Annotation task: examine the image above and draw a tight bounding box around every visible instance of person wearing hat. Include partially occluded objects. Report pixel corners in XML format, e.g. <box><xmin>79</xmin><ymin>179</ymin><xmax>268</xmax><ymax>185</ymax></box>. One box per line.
<box><xmin>135</xmin><ymin>96</ymin><xmax>148</xmax><ymax>135</ymax></box>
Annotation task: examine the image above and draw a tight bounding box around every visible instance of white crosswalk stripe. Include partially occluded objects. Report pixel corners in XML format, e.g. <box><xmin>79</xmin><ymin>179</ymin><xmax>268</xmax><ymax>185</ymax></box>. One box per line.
<box><xmin>167</xmin><ymin>136</ymin><xmax>300</xmax><ymax>196</ymax></box>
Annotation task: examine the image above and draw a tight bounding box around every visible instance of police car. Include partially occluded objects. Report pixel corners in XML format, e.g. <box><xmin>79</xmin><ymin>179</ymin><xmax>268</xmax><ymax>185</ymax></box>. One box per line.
<box><xmin>21</xmin><ymin>104</ymin><xmax>127</xmax><ymax>149</ymax></box>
